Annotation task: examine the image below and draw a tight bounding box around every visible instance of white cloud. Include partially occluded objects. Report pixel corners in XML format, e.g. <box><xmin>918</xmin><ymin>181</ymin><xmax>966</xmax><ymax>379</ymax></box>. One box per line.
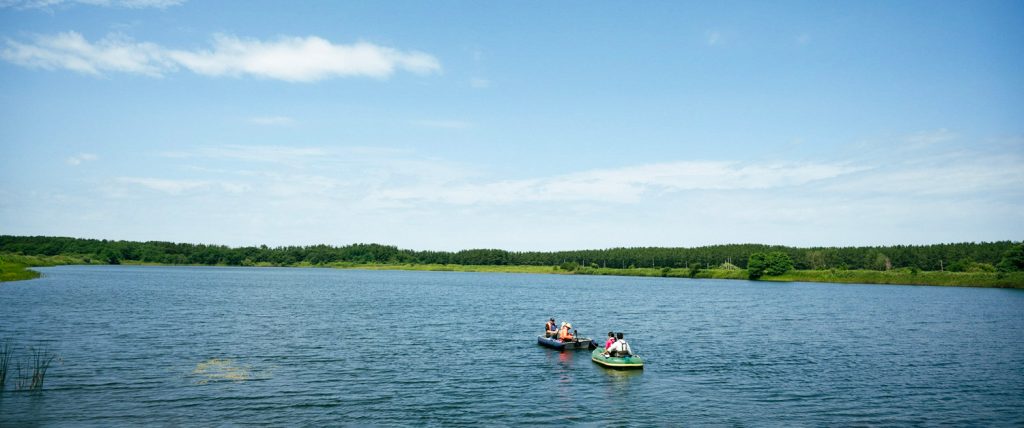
<box><xmin>903</xmin><ymin>128</ymin><xmax>956</xmax><ymax>148</ymax></box>
<box><xmin>706</xmin><ymin>30</ymin><xmax>723</xmax><ymax>46</ymax></box>
<box><xmin>166</xmin><ymin>34</ymin><xmax>440</xmax><ymax>81</ymax></box>
<box><xmin>66</xmin><ymin>153</ymin><xmax>98</xmax><ymax>165</ymax></box>
<box><xmin>117</xmin><ymin>177</ymin><xmax>247</xmax><ymax>195</ymax></box>
<box><xmin>413</xmin><ymin>119</ymin><xmax>472</xmax><ymax>129</ymax></box>
<box><xmin>117</xmin><ymin>177</ymin><xmax>210</xmax><ymax>194</ymax></box>
<box><xmin>44</xmin><ymin>141</ymin><xmax>1023</xmax><ymax>249</ymax></box>
<box><xmin>374</xmin><ymin>160</ymin><xmax>863</xmax><ymax>205</ymax></box>
<box><xmin>1</xmin><ymin>32</ymin><xmax>441</xmax><ymax>82</ymax></box>
<box><xmin>822</xmin><ymin>153</ymin><xmax>1024</xmax><ymax>196</ymax></box>
<box><xmin>470</xmin><ymin>77</ymin><xmax>490</xmax><ymax>88</ymax></box>
<box><xmin>162</xmin><ymin>145</ymin><xmax>329</xmax><ymax>164</ymax></box>
<box><xmin>1</xmin><ymin>0</ymin><xmax>184</xmax><ymax>9</ymax></box>
<box><xmin>2</xmin><ymin>32</ymin><xmax>170</xmax><ymax>76</ymax></box>
<box><xmin>248</xmin><ymin>116</ymin><xmax>295</xmax><ymax>126</ymax></box>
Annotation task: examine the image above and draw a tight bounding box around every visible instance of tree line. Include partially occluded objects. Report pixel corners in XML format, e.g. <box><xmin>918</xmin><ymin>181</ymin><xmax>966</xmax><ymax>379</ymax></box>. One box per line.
<box><xmin>0</xmin><ymin>235</ymin><xmax>1021</xmax><ymax>272</ymax></box>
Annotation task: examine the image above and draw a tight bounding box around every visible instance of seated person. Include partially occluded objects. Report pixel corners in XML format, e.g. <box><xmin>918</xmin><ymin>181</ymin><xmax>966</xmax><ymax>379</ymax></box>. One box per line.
<box><xmin>544</xmin><ymin>318</ymin><xmax>558</xmax><ymax>337</ymax></box>
<box><xmin>604</xmin><ymin>331</ymin><xmax>616</xmax><ymax>350</ymax></box>
<box><xmin>605</xmin><ymin>332</ymin><xmax>632</xmax><ymax>357</ymax></box>
<box><xmin>557</xmin><ymin>322</ymin><xmax>574</xmax><ymax>341</ymax></box>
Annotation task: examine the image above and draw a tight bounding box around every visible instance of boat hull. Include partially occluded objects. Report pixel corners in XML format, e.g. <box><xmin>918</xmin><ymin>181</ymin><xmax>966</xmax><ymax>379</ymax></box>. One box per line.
<box><xmin>537</xmin><ymin>335</ymin><xmax>595</xmax><ymax>350</ymax></box>
<box><xmin>591</xmin><ymin>347</ymin><xmax>644</xmax><ymax>369</ymax></box>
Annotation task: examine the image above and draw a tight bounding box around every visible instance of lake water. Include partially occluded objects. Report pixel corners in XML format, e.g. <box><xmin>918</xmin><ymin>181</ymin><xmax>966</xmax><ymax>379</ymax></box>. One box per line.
<box><xmin>1</xmin><ymin>265</ymin><xmax>1022</xmax><ymax>425</ymax></box>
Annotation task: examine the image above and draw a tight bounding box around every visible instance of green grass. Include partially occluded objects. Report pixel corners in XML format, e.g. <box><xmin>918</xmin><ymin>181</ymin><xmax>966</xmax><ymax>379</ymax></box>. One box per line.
<box><xmin>0</xmin><ymin>260</ymin><xmax>40</xmax><ymax>282</ymax></box>
<box><xmin>0</xmin><ymin>253</ymin><xmax>92</xmax><ymax>282</ymax></box>
<box><xmin>328</xmin><ymin>263</ymin><xmax>1024</xmax><ymax>288</ymax></box>
<box><xmin>762</xmin><ymin>269</ymin><xmax>1024</xmax><ymax>288</ymax></box>
<box><xmin>4</xmin><ymin>252</ymin><xmax>1021</xmax><ymax>288</ymax></box>
<box><xmin>327</xmin><ymin>262</ymin><xmax>571</xmax><ymax>275</ymax></box>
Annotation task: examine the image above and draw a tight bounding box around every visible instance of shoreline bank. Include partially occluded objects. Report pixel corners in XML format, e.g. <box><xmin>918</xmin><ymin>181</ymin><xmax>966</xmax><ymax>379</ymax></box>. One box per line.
<box><xmin>3</xmin><ymin>254</ymin><xmax>1022</xmax><ymax>288</ymax></box>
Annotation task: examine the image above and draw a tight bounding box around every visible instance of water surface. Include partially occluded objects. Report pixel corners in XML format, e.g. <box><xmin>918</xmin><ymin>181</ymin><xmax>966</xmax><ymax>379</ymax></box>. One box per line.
<box><xmin>1</xmin><ymin>265</ymin><xmax>1022</xmax><ymax>425</ymax></box>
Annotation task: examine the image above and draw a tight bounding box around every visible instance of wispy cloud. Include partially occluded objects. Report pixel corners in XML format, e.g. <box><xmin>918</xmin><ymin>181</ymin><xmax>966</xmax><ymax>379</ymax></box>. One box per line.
<box><xmin>1</xmin><ymin>32</ymin><xmax>442</xmax><ymax>82</ymax></box>
<box><xmin>822</xmin><ymin>153</ymin><xmax>1024</xmax><ymax>196</ymax></box>
<box><xmin>117</xmin><ymin>177</ymin><xmax>248</xmax><ymax>195</ymax></box>
<box><xmin>2</xmin><ymin>32</ymin><xmax>169</xmax><ymax>76</ymax></box>
<box><xmin>374</xmin><ymin>160</ymin><xmax>863</xmax><ymax>205</ymax></box>
<box><xmin>66</xmin><ymin>153</ymin><xmax>98</xmax><ymax>165</ymax></box>
<box><xmin>413</xmin><ymin>119</ymin><xmax>472</xmax><ymax>130</ymax></box>
<box><xmin>248</xmin><ymin>116</ymin><xmax>295</xmax><ymax>126</ymax></box>
<box><xmin>470</xmin><ymin>77</ymin><xmax>490</xmax><ymax>88</ymax></box>
<box><xmin>705</xmin><ymin>30</ymin><xmax>724</xmax><ymax>46</ymax></box>
<box><xmin>161</xmin><ymin>145</ymin><xmax>329</xmax><ymax>165</ymax></box>
<box><xmin>118</xmin><ymin>177</ymin><xmax>210</xmax><ymax>194</ymax></box>
<box><xmin>0</xmin><ymin>0</ymin><xmax>184</xmax><ymax>9</ymax></box>
<box><xmin>903</xmin><ymin>128</ymin><xmax>956</xmax><ymax>148</ymax></box>
<box><xmin>76</xmin><ymin>140</ymin><xmax>1023</xmax><ymax>249</ymax></box>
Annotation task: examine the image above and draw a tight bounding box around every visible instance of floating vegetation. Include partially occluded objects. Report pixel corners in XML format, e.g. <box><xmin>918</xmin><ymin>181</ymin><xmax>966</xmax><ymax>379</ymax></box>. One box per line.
<box><xmin>191</xmin><ymin>358</ymin><xmax>260</xmax><ymax>385</ymax></box>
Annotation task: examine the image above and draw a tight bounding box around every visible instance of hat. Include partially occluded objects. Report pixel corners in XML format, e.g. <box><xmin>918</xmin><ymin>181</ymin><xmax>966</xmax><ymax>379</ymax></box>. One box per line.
<box><xmin>549</xmin><ymin>318</ymin><xmax>555</xmax><ymax>321</ymax></box>
<box><xmin>564</xmin><ymin>322</ymin><xmax>572</xmax><ymax>329</ymax></box>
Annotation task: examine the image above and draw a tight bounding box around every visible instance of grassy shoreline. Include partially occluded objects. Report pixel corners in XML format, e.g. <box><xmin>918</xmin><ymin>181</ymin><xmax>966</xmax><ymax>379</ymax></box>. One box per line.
<box><xmin>0</xmin><ymin>253</ymin><xmax>95</xmax><ymax>282</ymax></box>
<box><xmin>2</xmin><ymin>254</ymin><xmax>1021</xmax><ymax>288</ymax></box>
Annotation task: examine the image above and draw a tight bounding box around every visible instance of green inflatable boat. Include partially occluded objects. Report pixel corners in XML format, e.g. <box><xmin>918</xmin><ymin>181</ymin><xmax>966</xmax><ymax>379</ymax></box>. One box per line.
<box><xmin>591</xmin><ymin>347</ymin><xmax>644</xmax><ymax>370</ymax></box>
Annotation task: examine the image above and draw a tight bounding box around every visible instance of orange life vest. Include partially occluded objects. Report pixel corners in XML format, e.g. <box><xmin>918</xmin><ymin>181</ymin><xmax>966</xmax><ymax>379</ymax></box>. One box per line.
<box><xmin>558</xmin><ymin>327</ymin><xmax>574</xmax><ymax>340</ymax></box>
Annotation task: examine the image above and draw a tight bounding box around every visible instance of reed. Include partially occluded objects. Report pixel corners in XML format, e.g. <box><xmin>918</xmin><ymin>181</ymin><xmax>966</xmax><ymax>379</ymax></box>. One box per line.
<box><xmin>15</xmin><ymin>347</ymin><xmax>56</xmax><ymax>392</ymax></box>
<box><xmin>0</xmin><ymin>340</ymin><xmax>10</xmax><ymax>390</ymax></box>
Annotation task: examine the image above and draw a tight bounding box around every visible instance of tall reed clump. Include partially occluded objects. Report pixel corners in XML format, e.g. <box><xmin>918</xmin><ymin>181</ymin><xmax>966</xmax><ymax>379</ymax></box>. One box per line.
<box><xmin>0</xmin><ymin>340</ymin><xmax>11</xmax><ymax>390</ymax></box>
<box><xmin>13</xmin><ymin>346</ymin><xmax>57</xmax><ymax>392</ymax></box>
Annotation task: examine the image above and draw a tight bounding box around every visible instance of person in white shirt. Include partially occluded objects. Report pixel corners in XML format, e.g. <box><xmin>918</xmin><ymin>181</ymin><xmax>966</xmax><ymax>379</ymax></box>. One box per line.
<box><xmin>604</xmin><ymin>332</ymin><xmax>632</xmax><ymax>357</ymax></box>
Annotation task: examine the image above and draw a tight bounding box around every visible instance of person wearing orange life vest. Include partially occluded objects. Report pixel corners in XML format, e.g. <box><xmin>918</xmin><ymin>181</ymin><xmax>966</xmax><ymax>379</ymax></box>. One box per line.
<box><xmin>544</xmin><ymin>318</ymin><xmax>558</xmax><ymax>338</ymax></box>
<box><xmin>557</xmin><ymin>322</ymin><xmax>575</xmax><ymax>341</ymax></box>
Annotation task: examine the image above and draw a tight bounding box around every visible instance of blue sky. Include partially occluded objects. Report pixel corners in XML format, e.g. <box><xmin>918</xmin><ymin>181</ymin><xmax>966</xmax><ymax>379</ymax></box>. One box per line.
<box><xmin>1</xmin><ymin>1</ymin><xmax>1022</xmax><ymax>251</ymax></box>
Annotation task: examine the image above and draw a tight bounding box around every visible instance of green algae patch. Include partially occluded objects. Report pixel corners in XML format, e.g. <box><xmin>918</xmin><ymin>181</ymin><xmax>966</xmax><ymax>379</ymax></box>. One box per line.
<box><xmin>191</xmin><ymin>358</ymin><xmax>255</xmax><ymax>384</ymax></box>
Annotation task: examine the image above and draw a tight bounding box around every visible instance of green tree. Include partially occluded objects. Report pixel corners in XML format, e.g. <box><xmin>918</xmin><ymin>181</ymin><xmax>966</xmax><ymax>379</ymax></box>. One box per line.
<box><xmin>765</xmin><ymin>251</ymin><xmax>794</xmax><ymax>276</ymax></box>
<box><xmin>687</xmin><ymin>262</ymin><xmax>702</xmax><ymax>278</ymax></box>
<box><xmin>864</xmin><ymin>250</ymin><xmax>891</xmax><ymax>271</ymax></box>
<box><xmin>101</xmin><ymin>249</ymin><xmax>121</xmax><ymax>265</ymax></box>
<box><xmin>559</xmin><ymin>261</ymin><xmax>579</xmax><ymax>271</ymax></box>
<box><xmin>748</xmin><ymin>253</ymin><xmax>767</xmax><ymax>279</ymax></box>
<box><xmin>806</xmin><ymin>250</ymin><xmax>827</xmax><ymax>270</ymax></box>
<box><xmin>997</xmin><ymin>244</ymin><xmax>1024</xmax><ymax>272</ymax></box>
<box><xmin>948</xmin><ymin>258</ymin><xmax>973</xmax><ymax>272</ymax></box>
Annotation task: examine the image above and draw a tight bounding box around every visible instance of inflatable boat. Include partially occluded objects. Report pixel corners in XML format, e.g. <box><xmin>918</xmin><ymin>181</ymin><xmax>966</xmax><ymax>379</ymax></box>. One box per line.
<box><xmin>537</xmin><ymin>335</ymin><xmax>596</xmax><ymax>350</ymax></box>
<box><xmin>591</xmin><ymin>347</ymin><xmax>644</xmax><ymax>369</ymax></box>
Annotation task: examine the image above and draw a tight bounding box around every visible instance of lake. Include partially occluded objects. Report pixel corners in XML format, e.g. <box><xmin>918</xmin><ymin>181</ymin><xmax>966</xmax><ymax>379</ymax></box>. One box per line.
<box><xmin>1</xmin><ymin>265</ymin><xmax>1022</xmax><ymax>425</ymax></box>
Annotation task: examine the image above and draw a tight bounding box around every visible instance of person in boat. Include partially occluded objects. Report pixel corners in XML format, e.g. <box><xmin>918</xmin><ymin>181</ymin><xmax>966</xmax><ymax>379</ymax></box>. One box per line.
<box><xmin>544</xmin><ymin>318</ymin><xmax>558</xmax><ymax>338</ymax></box>
<box><xmin>557</xmin><ymin>322</ymin><xmax>575</xmax><ymax>341</ymax></box>
<box><xmin>604</xmin><ymin>331</ymin><xmax>616</xmax><ymax>350</ymax></box>
<box><xmin>604</xmin><ymin>332</ymin><xmax>632</xmax><ymax>357</ymax></box>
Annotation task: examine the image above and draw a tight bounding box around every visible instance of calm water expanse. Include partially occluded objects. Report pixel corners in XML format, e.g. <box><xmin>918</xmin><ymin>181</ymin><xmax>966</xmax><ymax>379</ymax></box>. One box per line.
<box><xmin>1</xmin><ymin>265</ymin><xmax>1022</xmax><ymax>425</ymax></box>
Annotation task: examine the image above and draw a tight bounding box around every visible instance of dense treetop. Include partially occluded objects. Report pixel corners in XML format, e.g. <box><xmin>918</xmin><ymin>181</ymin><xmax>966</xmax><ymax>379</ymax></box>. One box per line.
<box><xmin>1</xmin><ymin>235</ymin><xmax>1020</xmax><ymax>272</ymax></box>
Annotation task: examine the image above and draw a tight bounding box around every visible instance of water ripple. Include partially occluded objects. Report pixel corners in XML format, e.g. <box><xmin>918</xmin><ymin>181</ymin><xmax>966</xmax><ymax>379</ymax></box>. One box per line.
<box><xmin>1</xmin><ymin>266</ymin><xmax>1022</xmax><ymax>425</ymax></box>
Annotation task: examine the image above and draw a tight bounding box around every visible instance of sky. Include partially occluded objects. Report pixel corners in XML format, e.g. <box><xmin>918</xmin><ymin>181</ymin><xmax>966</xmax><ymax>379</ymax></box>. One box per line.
<box><xmin>1</xmin><ymin>1</ymin><xmax>1022</xmax><ymax>251</ymax></box>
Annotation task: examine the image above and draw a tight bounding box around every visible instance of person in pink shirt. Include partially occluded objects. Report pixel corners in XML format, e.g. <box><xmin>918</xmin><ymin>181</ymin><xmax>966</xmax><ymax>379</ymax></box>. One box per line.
<box><xmin>604</xmin><ymin>331</ymin><xmax>616</xmax><ymax>350</ymax></box>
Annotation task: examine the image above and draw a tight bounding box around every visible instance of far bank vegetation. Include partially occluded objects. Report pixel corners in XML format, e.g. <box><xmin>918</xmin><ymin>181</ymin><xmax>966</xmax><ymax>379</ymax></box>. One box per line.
<box><xmin>1</xmin><ymin>236</ymin><xmax>1021</xmax><ymax>288</ymax></box>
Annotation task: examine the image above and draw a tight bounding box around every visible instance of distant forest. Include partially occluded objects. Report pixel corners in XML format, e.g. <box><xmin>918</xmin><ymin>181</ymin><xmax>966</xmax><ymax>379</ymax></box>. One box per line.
<box><xmin>2</xmin><ymin>235</ymin><xmax>1020</xmax><ymax>272</ymax></box>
